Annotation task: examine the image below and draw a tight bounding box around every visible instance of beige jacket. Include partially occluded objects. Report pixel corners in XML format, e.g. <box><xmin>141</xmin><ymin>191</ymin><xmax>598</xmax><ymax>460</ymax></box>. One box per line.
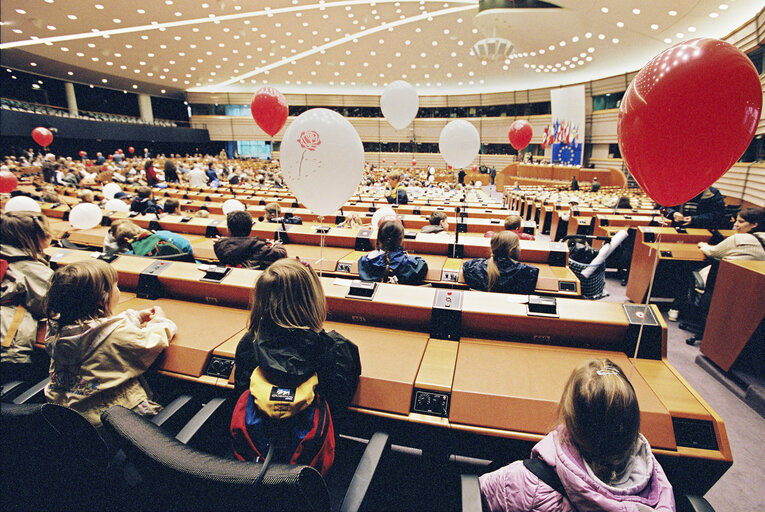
<box><xmin>1</xmin><ymin>244</ymin><xmax>54</xmax><ymax>365</ymax></box>
<box><xmin>45</xmin><ymin>309</ymin><xmax>176</xmax><ymax>426</ymax></box>
<box><xmin>700</xmin><ymin>233</ymin><xmax>765</xmax><ymax>261</ymax></box>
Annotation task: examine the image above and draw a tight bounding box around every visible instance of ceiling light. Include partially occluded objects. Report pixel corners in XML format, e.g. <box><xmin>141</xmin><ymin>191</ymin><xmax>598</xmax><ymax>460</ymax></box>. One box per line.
<box><xmin>664</xmin><ymin>38</ymin><xmax>672</xmax><ymax>43</ymax></box>
<box><xmin>709</xmin><ymin>12</ymin><xmax>718</xmax><ymax>18</ymax></box>
<box><xmin>651</xmin><ymin>24</ymin><xmax>659</xmax><ymax>30</ymax></box>
<box><xmin>47</xmin><ymin>25</ymin><xmax>56</xmax><ymax>30</ymax></box>
<box><xmin>612</xmin><ymin>38</ymin><xmax>619</xmax><ymax>43</ymax></box>
<box><xmin>68</xmin><ymin>14</ymin><xmax>77</xmax><ymax>20</ymax></box>
<box><xmin>676</xmin><ymin>33</ymin><xmax>684</xmax><ymax>38</ymax></box>
<box><xmin>668</xmin><ymin>10</ymin><xmax>677</xmax><ymax>16</ymax></box>
<box><xmin>688</xmin><ymin>26</ymin><xmax>696</xmax><ymax>32</ymax></box>
<box><xmin>598</xmin><ymin>34</ymin><xmax>605</xmax><ymax>39</ymax></box>
<box><xmin>601</xmin><ymin>7</ymin><xmax>608</xmax><ymax>13</ymax></box>
<box><xmin>95</xmin><ymin>4</ymin><xmax>104</xmax><ymax>9</ymax></box>
<box><xmin>585</xmin><ymin>32</ymin><xmax>592</xmax><ymax>38</ymax></box>
<box><xmin>617</xmin><ymin>22</ymin><xmax>624</xmax><ymax>28</ymax></box>
<box><xmin>632</xmin><ymin>9</ymin><xmax>641</xmax><ymax>14</ymax></box>
<box><xmin>16</xmin><ymin>8</ymin><xmax>26</xmax><ymax>14</ymax></box>
<box><xmin>61</xmin><ymin>47</ymin><xmax>69</xmax><ymax>51</ymax></box>
<box><xmin>719</xmin><ymin>4</ymin><xmax>728</xmax><ymax>10</ymax></box>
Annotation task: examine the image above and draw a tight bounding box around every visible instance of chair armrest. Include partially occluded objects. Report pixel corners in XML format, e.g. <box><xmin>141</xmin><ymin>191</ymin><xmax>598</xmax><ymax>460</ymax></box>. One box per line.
<box><xmin>174</xmin><ymin>397</ymin><xmax>227</xmax><ymax>445</ymax></box>
<box><xmin>678</xmin><ymin>494</ymin><xmax>715</xmax><ymax>512</ymax></box>
<box><xmin>691</xmin><ymin>271</ymin><xmax>706</xmax><ymax>291</ymax></box>
<box><xmin>13</xmin><ymin>377</ymin><xmax>50</xmax><ymax>404</ymax></box>
<box><xmin>151</xmin><ymin>394</ymin><xmax>195</xmax><ymax>430</ymax></box>
<box><xmin>1</xmin><ymin>380</ymin><xmax>25</xmax><ymax>400</ymax></box>
<box><xmin>460</xmin><ymin>474</ymin><xmax>483</xmax><ymax>512</ymax></box>
<box><xmin>339</xmin><ymin>431</ymin><xmax>390</xmax><ymax>512</ymax></box>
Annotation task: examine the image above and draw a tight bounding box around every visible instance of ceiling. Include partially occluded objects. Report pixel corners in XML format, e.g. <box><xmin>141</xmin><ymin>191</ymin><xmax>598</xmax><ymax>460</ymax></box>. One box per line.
<box><xmin>0</xmin><ymin>0</ymin><xmax>760</xmax><ymax>98</ymax></box>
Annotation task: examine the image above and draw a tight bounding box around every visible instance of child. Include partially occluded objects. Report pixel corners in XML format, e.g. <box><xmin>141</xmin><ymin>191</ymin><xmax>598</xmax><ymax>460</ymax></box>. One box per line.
<box><xmin>463</xmin><ymin>231</ymin><xmax>539</xmax><ymax>294</ymax></box>
<box><xmin>1</xmin><ymin>212</ymin><xmax>54</xmax><ymax>381</ymax></box>
<box><xmin>480</xmin><ymin>359</ymin><xmax>675</xmax><ymax>512</ymax></box>
<box><xmin>111</xmin><ymin>220</ymin><xmax>193</xmax><ymax>258</ymax></box>
<box><xmin>358</xmin><ymin>220</ymin><xmax>428</xmax><ymax>285</ymax></box>
<box><xmin>232</xmin><ymin>259</ymin><xmax>361</xmax><ymax>470</ymax></box>
<box><xmin>214</xmin><ymin>210</ymin><xmax>287</xmax><ymax>269</ymax></box>
<box><xmin>44</xmin><ymin>260</ymin><xmax>176</xmax><ymax>426</ymax></box>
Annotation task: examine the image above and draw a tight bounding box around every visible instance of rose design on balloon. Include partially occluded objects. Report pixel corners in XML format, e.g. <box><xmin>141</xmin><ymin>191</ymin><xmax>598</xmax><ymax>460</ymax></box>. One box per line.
<box><xmin>297</xmin><ymin>130</ymin><xmax>321</xmax><ymax>177</ymax></box>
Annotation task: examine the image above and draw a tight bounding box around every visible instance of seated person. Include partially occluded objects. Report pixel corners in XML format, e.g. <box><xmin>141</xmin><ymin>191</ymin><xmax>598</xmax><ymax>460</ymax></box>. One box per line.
<box><xmin>421</xmin><ymin>211</ymin><xmax>449</xmax><ymax>234</ymax></box>
<box><xmin>660</xmin><ymin>187</ymin><xmax>726</xmax><ymax>229</ymax></box>
<box><xmin>264</xmin><ymin>202</ymin><xmax>302</xmax><ymax>224</ymax></box>
<box><xmin>130</xmin><ymin>186</ymin><xmax>160</xmax><ymax>215</ymax></box>
<box><xmin>462</xmin><ymin>231</ymin><xmax>539</xmax><ymax>294</ymax></box>
<box><xmin>162</xmin><ymin>198</ymin><xmax>180</xmax><ymax>215</ymax></box>
<box><xmin>76</xmin><ymin>189</ymin><xmax>94</xmax><ymax>204</ymax></box>
<box><xmin>504</xmin><ymin>214</ymin><xmax>535</xmax><ymax>240</ymax></box>
<box><xmin>214</xmin><ymin>210</ymin><xmax>287</xmax><ymax>269</ymax></box>
<box><xmin>590</xmin><ymin>177</ymin><xmax>601</xmax><ymax>192</ymax></box>
<box><xmin>480</xmin><ymin>359</ymin><xmax>674</xmax><ymax>512</ymax></box>
<box><xmin>697</xmin><ymin>207</ymin><xmax>765</xmax><ymax>261</ymax></box>
<box><xmin>195</xmin><ymin>208</ymin><xmax>210</xmax><ymax>218</ymax></box>
<box><xmin>358</xmin><ymin>220</ymin><xmax>427</xmax><ymax>284</ymax></box>
<box><xmin>112</xmin><ymin>220</ymin><xmax>193</xmax><ymax>257</ymax></box>
<box><xmin>385</xmin><ymin>172</ymin><xmax>408</xmax><ymax>205</ymax></box>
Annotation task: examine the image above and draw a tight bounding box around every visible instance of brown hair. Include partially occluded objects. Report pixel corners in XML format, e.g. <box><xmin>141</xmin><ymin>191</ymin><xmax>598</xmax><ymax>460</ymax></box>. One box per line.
<box><xmin>487</xmin><ymin>231</ymin><xmax>520</xmax><ymax>292</ymax></box>
<box><xmin>557</xmin><ymin>358</ymin><xmax>640</xmax><ymax>483</ymax></box>
<box><xmin>0</xmin><ymin>211</ymin><xmax>51</xmax><ymax>261</ymax></box>
<box><xmin>429</xmin><ymin>211</ymin><xmax>447</xmax><ymax>226</ymax></box>
<box><xmin>111</xmin><ymin>220</ymin><xmax>145</xmax><ymax>248</ymax></box>
<box><xmin>46</xmin><ymin>259</ymin><xmax>118</xmax><ymax>326</ymax></box>
<box><xmin>503</xmin><ymin>214</ymin><xmax>523</xmax><ymax>231</ymax></box>
<box><xmin>738</xmin><ymin>207</ymin><xmax>764</xmax><ymax>233</ymax></box>
<box><xmin>264</xmin><ymin>202</ymin><xmax>281</xmax><ymax>218</ymax></box>
<box><xmin>376</xmin><ymin>220</ymin><xmax>404</xmax><ymax>252</ymax></box>
<box><xmin>247</xmin><ymin>258</ymin><xmax>326</xmax><ymax>335</ymax></box>
<box><xmin>387</xmin><ymin>172</ymin><xmax>401</xmax><ymax>183</ymax></box>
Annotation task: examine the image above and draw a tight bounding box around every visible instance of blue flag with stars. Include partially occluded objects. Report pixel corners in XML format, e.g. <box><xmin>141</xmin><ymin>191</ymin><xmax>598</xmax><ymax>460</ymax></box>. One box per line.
<box><xmin>552</xmin><ymin>143</ymin><xmax>582</xmax><ymax>166</ymax></box>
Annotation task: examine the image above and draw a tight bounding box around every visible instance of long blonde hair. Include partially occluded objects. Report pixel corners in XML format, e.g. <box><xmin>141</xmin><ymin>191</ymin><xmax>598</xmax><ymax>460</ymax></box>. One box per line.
<box><xmin>486</xmin><ymin>231</ymin><xmax>520</xmax><ymax>292</ymax></box>
<box><xmin>0</xmin><ymin>211</ymin><xmax>51</xmax><ymax>261</ymax></box>
<box><xmin>46</xmin><ymin>259</ymin><xmax>118</xmax><ymax>326</ymax></box>
<box><xmin>247</xmin><ymin>258</ymin><xmax>326</xmax><ymax>335</ymax></box>
<box><xmin>558</xmin><ymin>358</ymin><xmax>640</xmax><ymax>483</ymax></box>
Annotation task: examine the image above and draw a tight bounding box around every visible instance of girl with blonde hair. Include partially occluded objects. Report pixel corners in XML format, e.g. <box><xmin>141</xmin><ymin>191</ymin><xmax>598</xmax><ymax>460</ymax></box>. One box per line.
<box><xmin>1</xmin><ymin>212</ymin><xmax>54</xmax><ymax>380</ymax></box>
<box><xmin>463</xmin><ymin>231</ymin><xmax>539</xmax><ymax>294</ymax></box>
<box><xmin>44</xmin><ymin>260</ymin><xmax>176</xmax><ymax>426</ymax></box>
<box><xmin>480</xmin><ymin>358</ymin><xmax>675</xmax><ymax>511</ymax></box>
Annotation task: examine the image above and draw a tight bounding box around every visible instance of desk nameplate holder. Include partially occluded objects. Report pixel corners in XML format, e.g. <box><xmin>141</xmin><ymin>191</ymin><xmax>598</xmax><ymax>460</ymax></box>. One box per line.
<box><xmin>200</xmin><ymin>265</ymin><xmax>231</xmax><ymax>283</ymax></box>
<box><xmin>527</xmin><ymin>295</ymin><xmax>558</xmax><ymax>318</ymax></box>
<box><xmin>346</xmin><ymin>280</ymin><xmax>378</xmax><ymax>300</ymax></box>
<box><xmin>355</xmin><ymin>228</ymin><xmax>373</xmax><ymax>252</ymax></box>
<box><xmin>431</xmin><ymin>289</ymin><xmax>462</xmax><ymax>341</ymax></box>
<box><xmin>622</xmin><ymin>304</ymin><xmax>662</xmax><ymax>359</ymax></box>
<box><xmin>205</xmin><ymin>219</ymin><xmax>222</xmax><ymax>238</ymax></box>
<box><xmin>137</xmin><ymin>260</ymin><xmax>172</xmax><ymax>299</ymax></box>
<box><xmin>548</xmin><ymin>242</ymin><xmax>568</xmax><ymax>267</ymax></box>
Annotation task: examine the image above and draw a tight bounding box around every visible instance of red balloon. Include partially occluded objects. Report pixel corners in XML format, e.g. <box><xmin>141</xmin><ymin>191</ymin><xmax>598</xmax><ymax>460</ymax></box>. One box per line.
<box><xmin>117</xmin><ymin>149</ymin><xmax>123</xmax><ymax>154</ymax></box>
<box><xmin>472</xmin><ymin>165</ymin><xmax>478</xmax><ymax>171</ymax></box>
<box><xmin>447</xmin><ymin>165</ymin><xmax>453</xmax><ymax>170</ymax></box>
<box><xmin>508</xmin><ymin>120</ymin><xmax>533</xmax><ymax>151</ymax></box>
<box><xmin>128</xmin><ymin>146</ymin><xmax>135</xmax><ymax>154</ymax></box>
<box><xmin>381</xmin><ymin>159</ymin><xmax>386</xmax><ymax>163</ymax></box>
<box><xmin>79</xmin><ymin>150</ymin><xmax>87</xmax><ymax>157</ymax></box>
<box><xmin>0</xmin><ymin>170</ymin><xmax>19</xmax><ymax>193</ymax></box>
<box><xmin>250</xmin><ymin>87</ymin><xmax>289</xmax><ymax>137</ymax></box>
<box><xmin>31</xmin><ymin>127</ymin><xmax>53</xmax><ymax>147</ymax></box>
<box><xmin>618</xmin><ymin>38</ymin><xmax>762</xmax><ymax>206</ymax></box>
<box><xmin>108</xmin><ymin>154</ymin><xmax>113</xmax><ymax>160</ymax></box>
<box><xmin>411</xmin><ymin>159</ymin><xmax>416</xmax><ymax>166</ymax></box>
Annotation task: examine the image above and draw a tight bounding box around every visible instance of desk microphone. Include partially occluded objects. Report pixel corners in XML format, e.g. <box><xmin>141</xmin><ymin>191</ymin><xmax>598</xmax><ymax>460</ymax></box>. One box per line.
<box><xmin>453</xmin><ymin>206</ymin><xmax>461</xmax><ymax>257</ymax></box>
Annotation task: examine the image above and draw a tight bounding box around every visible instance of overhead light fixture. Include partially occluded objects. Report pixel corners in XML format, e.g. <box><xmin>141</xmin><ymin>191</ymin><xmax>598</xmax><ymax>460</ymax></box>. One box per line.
<box><xmin>470</xmin><ymin>37</ymin><xmax>514</xmax><ymax>61</ymax></box>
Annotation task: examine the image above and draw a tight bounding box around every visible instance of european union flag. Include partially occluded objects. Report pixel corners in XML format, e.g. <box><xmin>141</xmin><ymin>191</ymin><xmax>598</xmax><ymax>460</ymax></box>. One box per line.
<box><xmin>552</xmin><ymin>143</ymin><xmax>582</xmax><ymax>166</ymax></box>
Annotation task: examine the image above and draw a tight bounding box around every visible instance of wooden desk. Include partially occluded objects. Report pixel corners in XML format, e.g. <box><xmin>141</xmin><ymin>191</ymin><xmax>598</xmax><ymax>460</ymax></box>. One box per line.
<box><xmin>701</xmin><ymin>259</ymin><xmax>765</xmax><ymax>371</ymax></box>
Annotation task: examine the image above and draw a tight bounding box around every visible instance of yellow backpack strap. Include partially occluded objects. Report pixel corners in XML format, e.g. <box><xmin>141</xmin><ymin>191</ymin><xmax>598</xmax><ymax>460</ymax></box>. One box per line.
<box><xmin>249</xmin><ymin>366</ymin><xmax>318</xmax><ymax>420</ymax></box>
<box><xmin>2</xmin><ymin>305</ymin><xmax>27</xmax><ymax>348</ymax></box>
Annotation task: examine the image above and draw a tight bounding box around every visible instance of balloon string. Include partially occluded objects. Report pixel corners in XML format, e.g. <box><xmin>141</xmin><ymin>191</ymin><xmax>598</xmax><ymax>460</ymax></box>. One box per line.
<box><xmin>629</xmin><ymin>232</ymin><xmax>662</xmax><ymax>380</ymax></box>
<box><xmin>318</xmin><ymin>215</ymin><xmax>325</xmax><ymax>277</ymax></box>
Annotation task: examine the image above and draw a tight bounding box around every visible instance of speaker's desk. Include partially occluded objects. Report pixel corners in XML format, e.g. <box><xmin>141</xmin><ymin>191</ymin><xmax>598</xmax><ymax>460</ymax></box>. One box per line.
<box><xmin>701</xmin><ymin>259</ymin><xmax>765</xmax><ymax>372</ymax></box>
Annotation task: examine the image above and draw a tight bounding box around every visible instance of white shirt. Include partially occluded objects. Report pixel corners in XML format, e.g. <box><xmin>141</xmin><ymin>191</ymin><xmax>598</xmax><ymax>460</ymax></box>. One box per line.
<box><xmin>187</xmin><ymin>168</ymin><xmax>206</xmax><ymax>187</ymax></box>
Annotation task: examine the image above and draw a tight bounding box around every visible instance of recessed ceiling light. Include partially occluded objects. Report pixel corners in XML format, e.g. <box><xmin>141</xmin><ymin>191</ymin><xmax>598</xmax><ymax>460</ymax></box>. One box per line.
<box><xmin>612</xmin><ymin>38</ymin><xmax>619</xmax><ymax>43</ymax></box>
<box><xmin>709</xmin><ymin>12</ymin><xmax>718</xmax><ymax>18</ymax></box>
<box><xmin>61</xmin><ymin>47</ymin><xmax>69</xmax><ymax>51</ymax></box>
<box><xmin>30</xmin><ymin>62</ymin><xmax>37</xmax><ymax>66</ymax></box>
<box><xmin>68</xmin><ymin>14</ymin><xmax>77</xmax><ymax>20</ymax></box>
<box><xmin>16</xmin><ymin>8</ymin><xmax>26</xmax><ymax>13</ymax></box>
<box><xmin>651</xmin><ymin>24</ymin><xmax>659</xmax><ymax>30</ymax></box>
<box><xmin>67</xmin><ymin>71</ymin><xmax>74</xmax><ymax>75</ymax></box>
<box><xmin>95</xmin><ymin>4</ymin><xmax>104</xmax><ymax>9</ymax></box>
<box><xmin>688</xmin><ymin>26</ymin><xmax>696</xmax><ymax>32</ymax></box>
<box><xmin>632</xmin><ymin>9</ymin><xmax>640</xmax><ymax>14</ymax></box>
<box><xmin>598</xmin><ymin>34</ymin><xmax>605</xmax><ymax>39</ymax></box>
<box><xmin>617</xmin><ymin>22</ymin><xmax>624</xmax><ymax>27</ymax></box>
<box><xmin>47</xmin><ymin>25</ymin><xmax>56</xmax><ymax>30</ymax></box>
<box><xmin>585</xmin><ymin>32</ymin><xmax>592</xmax><ymax>38</ymax></box>
<box><xmin>601</xmin><ymin>7</ymin><xmax>608</xmax><ymax>13</ymax></box>
<box><xmin>113</xmin><ymin>18</ymin><xmax>121</xmax><ymax>23</ymax></box>
<box><xmin>668</xmin><ymin>10</ymin><xmax>677</xmax><ymax>16</ymax></box>
<box><xmin>719</xmin><ymin>4</ymin><xmax>728</xmax><ymax>10</ymax></box>
<box><xmin>664</xmin><ymin>38</ymin><xmax>672</xmax><ymax>43</ymax></box>
<box><xmin>137</xmin><ymin>9</ymin><xmax>145</xmax><ymax>14</ymax></box>
<box><xmin>676</xmin><ymin>33</ymin><xmax>684</xmax><ymax>38</ymax></box>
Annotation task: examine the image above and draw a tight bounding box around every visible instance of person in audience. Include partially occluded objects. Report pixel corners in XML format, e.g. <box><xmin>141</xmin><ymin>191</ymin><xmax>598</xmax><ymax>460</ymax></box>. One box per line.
<box><xmin>463</xmin><ymin>231</ymin><xmax>538</xmax><ymax>294</ymax></box>
<box><xmin>205</xmin><ymin>163</ymin><xmax>219</xmax><ymax>186</ymax></box>
<box><xmin>264</xmin><ymin>202</ymin><xmax>302</xmax><ymax>224</ymax></box>
<box><xmin>0</xmin><ymin>212</ymin><xmax>55</xmax><ymax>382</ymax></box>
<box><xmin>44</xmin><ymin>260</ymin><xmax>176</xmax><ymax>426</ymax></box>
<box><xmin>590</xmin><ymin>177</ymin><xmax>601</xmax><ymax>193</ymax></box>
<box><xmin>421</xmin><ymin>211</ymin><xmax>449</xmax><ymax>234</ymax></box>
<box><xmin>386</xmin><ymin>172</ymin><xmax>409</xmax><ymax>205</ymax></box>
<box><xmin>130</xmin><ymin>186</ymin><xmax>160</xmax><ymax>215</ymax></box>
<box><xmin>40</xmin><ymin>190</ymin><xmax>63</xmax><ymax>204</ymax></box>
<box><xmin>76</xmin><ymin>189</ymin><xmax>94</xmax><ymax>204</ymax></box>
<box><xmin>504</xmin><ymin>214</ymin><xmax>535</xmax><ymax>240</ymax></box>
<box><xmin>187</xmin><ymin>164</ymin><xmax>207</xmax><ymax>188</ymax></box>
<box><xmin>163</xmin><ymin>159</ymin><xmax>179</xmax><ymax>183</ymax></box>
<box><xmin>358</xmin><ymin>220</ymin><xmax>428</xmax><ymax>284</ymax></box>
<box><xmin>480</xmin><ymin>358</ymin><xmax>674</xmax><ymax>512</ymax></box>
<box><xmin>111</xmin><ymin>220</ymin><xmax>193</xmax><ymax>257</ymax></box>
<box><xmin>195</xmin><ymin>208</ymin><xmax>210</xmax><ymax>218</ymax></box>
<box><xmin>570</xmin><ymin>175</ymin><xmax>579</xmax><ymax>191</ymax></box>
<box><xmin>660</xmin><ymin>187</ymin><xmax>726</xmax><ymax>229</ymax></box>
<box><xmin>233</xmin><ymin>258</ymin><xmax>361</xmax><ymax>426</ymax></box>
<box><xmin>214</xmin><ymin>210</ymin><xmax>287</xmax><ymax>269</ymax></box>
<box><xmin>144</xmin><ymin>159</ymin><xmax>159</xmax><ymax>187</ymax></box>
<box><xmin>697</xmin><ymin>207</ymin><xmax>765</xmax><ymax>261</ymax></box>
<box><xmin>615</xmin><ymin>195</ymin><xmax>632</xmax><ymax>210</ymax></box>
<box><xmin>162</xmin><ymin>198</ymin><xmax>180</xmax><ymax>215</ymax></box>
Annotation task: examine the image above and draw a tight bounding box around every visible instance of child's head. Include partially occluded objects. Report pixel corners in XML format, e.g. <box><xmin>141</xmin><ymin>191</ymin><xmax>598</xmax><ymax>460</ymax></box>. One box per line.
<box><xmin>248</xmin><ymin>258</ymin><xmax>326</xmax><ymax>334</ymax></box>
<box><xmin>47</xmin><ymin>260</ymin><xmax>119</xmax><ymax>326</ymax></box>
<box><xmin>137</xmin><ymin>186</ymin><xmax>152</xmax><ymax>199</ymax></box>
<box><xmin>264</xmin><ymin>202</ymin><xmax>281</xmax><ymax>220</ymax></box>
<box><xmin>504</xmin><ymin>214</ymin><xmax>523</xmax><ymax>231</ymax></box>
<box><xmin>490</xmin><ymin>230</ymin><xmax>520</xmax><ymax>261</ymax></box>
<box><xmin>111</xmin><ymin>220</ymin><xmax>145</xmax><ymax>248</ymax></box>
<box><xmin>163</xmin><ymin>198</ymin><xmax>180</xmax><ymax>214</ymax></box>
<box><xmin>429</xmin><ymin>211</ymin><xmax>447</xmax><ymax>227</ymax></box>
<box><xmin>0</xmin><ymin>211</ymin><xmax>51</xmax><ymax>260</ymax></box>
<box><xmin>558</xmin><ymin>358</ymin><xmax>640</xmax><ymax>483</ymax></box>
<box><xmin>377</xmin><ymin>220</ymin><xmax>404</xmax><ymax>252</ymax></box>
<box><xmin>227</xmin><ymin>210</ymin><xmax>253</xmax><ymax>237</ymax></box>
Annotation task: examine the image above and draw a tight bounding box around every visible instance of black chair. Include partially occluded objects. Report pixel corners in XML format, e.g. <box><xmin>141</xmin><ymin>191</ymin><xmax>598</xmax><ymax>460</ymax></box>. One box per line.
<box><xmin>460</xmin><ymin>474</ymin><xmax>717</xmax><ymax>512</ymax></box>
<box><xmin>147</xmin><ymin>251</ymin><xmax>196</xmax><ymax>263</ymax></box>
<box><xmin>101</xmin><ymin>405</ymin><xmax>389</xmax><ymax>512</ymax></box>
<box><xmin>0</xmin><ymin>402</ymin><xmax>111</xmax><ymax>511</ymax></box>
<box><xmin>680</xmin><ymin>261</ymin><xmax>720</xmax><ymax>345</ymax></box>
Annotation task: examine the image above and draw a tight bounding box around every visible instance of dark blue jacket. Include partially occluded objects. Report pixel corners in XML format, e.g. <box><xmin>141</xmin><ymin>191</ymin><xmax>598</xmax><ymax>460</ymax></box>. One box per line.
<box><xmin>357</xmin><ymin>247</ymin><xmax>427</xmax><ymax>285</ymax></box>
<box><xmin>462</xmin><ymin>257</ymin><xmax>539</xmax><ymax>294</ymax></box>
<box><xmin>664</xmin><ymin>187</ymin><xmax>726</xmax><ymax>229</ymax></box>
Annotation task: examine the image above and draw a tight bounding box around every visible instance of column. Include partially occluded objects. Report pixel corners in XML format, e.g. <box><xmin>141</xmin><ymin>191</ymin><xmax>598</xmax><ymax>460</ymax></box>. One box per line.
<box><xmin>138</xmin><ymin>93</ymin><xmax>154</xmax><ymax>122</ymax></box>
<box><xmin>65</xmin><ymin>82</ymin><xmax>78</xmax><ymax>116</ymax></box>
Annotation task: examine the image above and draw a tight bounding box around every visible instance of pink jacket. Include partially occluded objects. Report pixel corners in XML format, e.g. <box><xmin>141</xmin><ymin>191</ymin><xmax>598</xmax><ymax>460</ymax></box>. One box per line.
<box><xmin>480</xmin><ymin>429</ymin><xmax>675</xmax><ymax>512</ymax></box>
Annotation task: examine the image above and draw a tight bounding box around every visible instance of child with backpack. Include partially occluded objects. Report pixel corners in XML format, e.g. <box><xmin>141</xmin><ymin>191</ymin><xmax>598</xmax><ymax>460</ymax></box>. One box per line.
<box><xmin>111</xmin><ymin>220</ymin><xmax>193</xmax><ymax>258</ymax></box>
<box><xmin>231</xmin><ymin>258</ymin><xmax>361</xmax><ymax>475</ymax></box>
<box><xmin>44</xmin><ymin>259</ymin><xmax>176</xmax><ymax>426</ymax></box>
<box><xmin>1</xmin><ymin>212</ymin><xmax>54</xmax><ymax>381</ymax></box>
<box><xmin>479</xmin><ymin>358</ymin><xmax>675</xmax><ymax>512</ymax></box>
<box><xmin>357</xmin><ymin>220</ymin><xmax>428</xmax><ymax>285</ymax></box>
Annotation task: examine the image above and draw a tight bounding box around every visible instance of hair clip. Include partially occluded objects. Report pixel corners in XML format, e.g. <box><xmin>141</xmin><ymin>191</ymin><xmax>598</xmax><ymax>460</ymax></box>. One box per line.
<box><xmin>294</xmin><ymin>256</ymin><xmax>311</xmax><ymax>268</ymax></box>
<box><xmin>596</xmin><ymin>367</ymin><xmax>619</xmax><ymax>376</ymax></box>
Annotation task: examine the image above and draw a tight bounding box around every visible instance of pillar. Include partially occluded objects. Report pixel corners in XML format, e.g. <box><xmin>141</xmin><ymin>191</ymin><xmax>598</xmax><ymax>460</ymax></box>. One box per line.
<box><xmin>138</xmin><ymin>93</ymin><xmax>154</xmax><ymax>122</ymax></box>
<box><xmin>65</xmin><ymin>82</ymin><xmax>78</xmax><ymax>116</ymax></box>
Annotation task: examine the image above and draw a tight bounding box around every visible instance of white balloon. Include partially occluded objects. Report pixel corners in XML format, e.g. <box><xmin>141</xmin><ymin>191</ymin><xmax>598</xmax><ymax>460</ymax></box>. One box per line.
<box><xmin>280</xmin><ymin>108</ymin><xmax>364</xmax><ymax>216</ymax></box>
<box><xmin>102</xmin><ymin>182</ymin><xmax>121</xmax><ymax>199</ymax></box>
<box><xmin>4</xmin><ymin>196</ymin><xmax>41</xmax><ymax>213</ymax></box>
<box><xmin>222</xmin><ymin>199</ymin><xmax>245</xmax><ymax>215</ymax></box>
<box><xmin>428</xmin><ymin>167</ymin><xmax>435</xmax><ymax>175</ymax></box>
<box><xmin>475</xmin><ymin>180</ymin><xmax>483</xmax><ymax>188</ymax></box>
<box><xmin>428</xmin><ymin>175</ymin><xmax>435</xmax><ymax>183</ymax></box>
<box><xmin>69</xmin><ymin>202</ymin><xmax>103</xmax><ymax>230</ymax></box>
<box><xmin>380</xmin><ymin>80</ymin><xmax>419</xmax><ymax>130</ymax></box>
<box><xmin>371</xmin><ymin>206</ymin><xmax>396</xmax><ymax>230</ymax></box>
<box><xmin>104</xmin><ymin>198</ymin><xmax>129</xmax><ymax>212</ymax></box>
<box><xmin>439</xmin><ymin>120</ymin><xmax>480</xmax><ymax>169</ymax></box>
